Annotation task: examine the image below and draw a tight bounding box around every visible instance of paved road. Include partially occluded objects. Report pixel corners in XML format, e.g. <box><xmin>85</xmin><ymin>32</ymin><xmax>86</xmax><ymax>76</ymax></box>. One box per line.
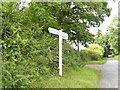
<box><xmin>100</xmin><ymin>58</ymin><xmax>118</xmax><ymax>88</ymax></box>
<box><xmin>86</xmin><ymin>58</ymin><xmax>118</xmax><ymax>88</ymax></box>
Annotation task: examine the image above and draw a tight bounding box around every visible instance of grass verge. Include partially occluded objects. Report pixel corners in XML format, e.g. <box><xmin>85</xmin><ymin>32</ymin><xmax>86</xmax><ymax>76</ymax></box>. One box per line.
<box><xmin>40</xmin><ymin>67</ymin><xmax>100</xmax><ymax>88</ymax></box>
<box><xmin>86</xmin><ymin>57</ymin><xmax>107</xmax><ymax>64</ymax></box>
<box><xmin>114</xmin><ymin>55</ymin><xmax>120</xmax><ymax>61</ymax></box>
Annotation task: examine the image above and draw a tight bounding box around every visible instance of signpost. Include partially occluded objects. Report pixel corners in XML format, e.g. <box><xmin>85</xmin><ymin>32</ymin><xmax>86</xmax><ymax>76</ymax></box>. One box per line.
<box><xmin>48</xmin><ymin>27</ymin><xmax>68</xmax><ymax>76</ymax></box>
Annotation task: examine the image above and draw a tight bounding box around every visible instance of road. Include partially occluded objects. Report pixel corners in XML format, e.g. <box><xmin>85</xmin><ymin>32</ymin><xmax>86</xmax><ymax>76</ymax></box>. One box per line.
<box><xmin>86</xmin><ymin>58</ymin><xmax>118</xmax><ymax>88</ymax></box>
<box><xmin>100</xmin><ymin>58</ymin><xmax>118</xmax><ymax>88</ymax></box>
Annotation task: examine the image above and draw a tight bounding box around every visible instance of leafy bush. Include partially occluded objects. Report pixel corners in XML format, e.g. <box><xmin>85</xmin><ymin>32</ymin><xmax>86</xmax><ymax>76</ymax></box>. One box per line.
<box><xmin>2</xmin><ymin>2</ymin><xmax>103</xmax><ymax>88</ymax></box>
<box><xmin>63</xmin><ymin>42</ymin><xmax>85</xmax><ymax>69</ymax></box>
<box><xmin>88</xmin><ymin>44</ymin><xmax>104</xmax><ymax>58</ymax></box>
<box><xmin>114</xmin><ymin>55</ymin><xmax>120</xmax><ymax>60</ymax></box>
<box><xmin>2</xmin><ymin>34</ymin><xmax>86</xmax><ymax>88</ymax></box>
<box><xmin>79</xmin><ymin>49</ymin><xmax>101</xmax><ymax>60</ymax></box>
<box><xmin>2</xmin><ymin>27</ymin><xmax>84</xmax><ymax>88</ymax></box>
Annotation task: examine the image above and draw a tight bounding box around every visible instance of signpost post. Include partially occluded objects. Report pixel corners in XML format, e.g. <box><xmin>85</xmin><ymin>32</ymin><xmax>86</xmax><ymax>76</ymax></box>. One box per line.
<box><xmin>48</xmin><ymin>27</ymin><xmax>68</xmax><ymax>76</ymax></box>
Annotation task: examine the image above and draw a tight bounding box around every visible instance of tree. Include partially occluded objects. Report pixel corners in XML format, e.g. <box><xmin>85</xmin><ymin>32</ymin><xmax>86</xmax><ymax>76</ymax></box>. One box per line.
<box><xmin>94</xmin><ymin>29</ymin><xmax>102</xmax><ymax>45</ymax></box>
<box><xmin>57</xmin><ymin>2</ymin><xmax>110</xmax><ymax>50</ymax></box>
<box><xmin>108</xmin><ymin>17</ymin><xmax>119</xmax><ymax>54</ymax></box>
<box><xmin>94</xmin><ymin>29</ymin><xmax>111</xmax><ymax>57</ymax></box>
<box><xmin>2</xmin><ymin>2</ymin><xmax>111</xmax><ymax>61</ymax></box>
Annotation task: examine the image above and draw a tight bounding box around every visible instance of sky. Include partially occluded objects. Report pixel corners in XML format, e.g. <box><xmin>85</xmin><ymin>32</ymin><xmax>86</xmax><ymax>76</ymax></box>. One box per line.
<box><xmin>89</xmin><ymin>0</ymin><xmax>119</xmax><ymax>35</ymax></box>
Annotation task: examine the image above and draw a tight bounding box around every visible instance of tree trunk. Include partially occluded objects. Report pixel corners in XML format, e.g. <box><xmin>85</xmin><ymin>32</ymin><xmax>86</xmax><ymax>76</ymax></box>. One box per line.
<box><xmin>77</xmin><ymin>40</ymin><xmax>79</xmax><ymax>51</ymax></box>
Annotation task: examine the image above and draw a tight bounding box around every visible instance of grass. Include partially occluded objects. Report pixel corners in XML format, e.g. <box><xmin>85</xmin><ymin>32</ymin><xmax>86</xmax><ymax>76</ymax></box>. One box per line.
<box><xmin>39</xmin><ymin>67</ymin><xmax>101</xmax><ymax>88</ymax></box>
<box><xmin>86</xmin><ymin>57</ymin><xmax>107</xmax><ymax>64</ymax></box>
<box><xmin>114</xmin><ymin>55</ymin><xmax>120</xmax><ymax>61</ymax></box>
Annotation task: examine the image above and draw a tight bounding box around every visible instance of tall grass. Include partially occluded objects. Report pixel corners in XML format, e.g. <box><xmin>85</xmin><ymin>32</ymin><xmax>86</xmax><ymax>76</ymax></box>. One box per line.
<box><xmin>42</xmin><ymin>67</ymin><xmax>101</xmax><ymax>88</ymax></box>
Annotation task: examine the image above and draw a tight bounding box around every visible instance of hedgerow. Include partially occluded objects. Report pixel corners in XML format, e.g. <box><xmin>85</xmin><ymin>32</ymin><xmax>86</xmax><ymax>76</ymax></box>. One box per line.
<box><xmin>1</xmin><ymin>2</ymin><xmax>107</xmax><ymax>88</ymax></box>
<box><xmin>88</xmin><ymin>44</ymin><xmax>104</xmax><ymax>57</ymax></box>
<box><xmin>79</xmin><ymin>49</ymin><xmax>102</xmax><ymax>60</ymax></box>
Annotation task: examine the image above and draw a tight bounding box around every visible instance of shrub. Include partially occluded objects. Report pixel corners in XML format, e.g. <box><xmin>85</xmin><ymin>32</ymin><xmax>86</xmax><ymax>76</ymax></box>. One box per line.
<box><xmin>79</xmin><ymin>49</ymin><xmax>101</xmax><ymax>60</ymax></box>
<box><xmin>88</xmin><ymin>44</ymin><xmax>104</xmax><ymax>57</ymax></box>
<box><xmin>2</xmin><ymin>37</ymin><xmax>86</xmax><ymax>88</ymax></box>
<box><xmin>63</xmin><ymin>41</ymin><xmax>86</xmax><ymax>68</ymax></box>
<box><xmin>79</xmin><ymin>49</ymin><xmax>90</xmax><ymax>61</ymax></box>
<box><xmin>114</xmin><ymin>55</ymin><xmax>120</xmax><ymax>60</ymax></box>
<box><xmin>1</xmin><ymin>2</ymin><xmax>86</xmax><ymax>88</ymax></box>
<box><xmin>87</xmin><ymin>50</ymin><xmax>102</xmax><ymax>60</ymax></box>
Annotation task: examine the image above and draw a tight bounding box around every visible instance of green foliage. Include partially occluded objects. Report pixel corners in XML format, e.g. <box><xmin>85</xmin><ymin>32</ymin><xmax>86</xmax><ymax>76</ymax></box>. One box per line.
<box><xmin>63</xmin><ymin>41</ymin><xmax>86</xmax><ymax>68</ymax></box>
<box><xmin>114</xmin><ymin>55</ymin><xmax>120</xmax><ymax>61</ymax></box>
<box><xmin>60</xmin><ymin>2</ymin><xmax>110</xmax><ymax>45</ymax></box>
<box><xmin>88</xmin><ymin>44</ymin><xmax>104</xmax><ymax>57</ymax></box>
<box><xmin>94</xmin><ymin>29</ymin><xmax>103</xmax><ymax>45</ymax></box>
<box><xmin>42</xmin><ymin>67</ymin><xmax>100</xmax><ymax>88</ymax></box>
<box><xmin>2</xmin><ymin>60</ymin><xmax>42</xmax><ymax>88</ymax></box>
<box><xmin>108</xmin><ymin>17</ymin><xmax>119</xmax><ymax>54</ymax></box>
<box><xmin>94</xmin><ymin>31</ymin><xmax>111</xmax><ymax>57</ymax></box>
<box><xmin>1</xmin><ymin>2</ymin><xmax>110</xmax><ymax>88</ymax></box>
<box><xmin>86</xmin><ymin>57</ymin><xmax>107</xmax><ymax>64</ymax></box>
<box><xmin>80</xmin><ymin>49</ymin><xmax>101</xmax><ymax>60</ymax></box>
<box><xmin>2</xmin><ymin>40</ymin><xmax>86</xmax><ymax>88</ymax></box>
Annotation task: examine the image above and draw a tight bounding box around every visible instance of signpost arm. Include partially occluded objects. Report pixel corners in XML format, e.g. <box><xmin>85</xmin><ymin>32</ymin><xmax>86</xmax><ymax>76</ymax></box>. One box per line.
<box><xmin>48</xmin><ymin>27</ymin><xmax>68</xmax><ymax>76</ymax></box>
<box><xmin>59</xmin><ymin>30</ymin><xmax>62</xmax><ymax>76</ymax></box>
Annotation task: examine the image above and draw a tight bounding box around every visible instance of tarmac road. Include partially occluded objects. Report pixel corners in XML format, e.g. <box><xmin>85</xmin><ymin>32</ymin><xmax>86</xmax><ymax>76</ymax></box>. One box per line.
<box><xmin>86</xmin><ymin>57</ymin><xmax>118</xmax><ymax>88</ymax></box>
<box><xmin>100</xmin><ymin>58</ymin><xmax>118</xmax><ymax>88</ymax></box>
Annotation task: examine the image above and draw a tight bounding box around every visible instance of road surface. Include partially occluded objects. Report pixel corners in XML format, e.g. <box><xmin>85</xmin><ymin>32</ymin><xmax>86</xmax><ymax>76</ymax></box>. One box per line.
<box><xmin>86</xmin><ymin>58</ymin><xmax>118</xmax><ymax>88</ymax></box>
<box><xmin>100</xmin><ymin>58</ymin><xmax>118</xmax><ymax>88</ymax></box>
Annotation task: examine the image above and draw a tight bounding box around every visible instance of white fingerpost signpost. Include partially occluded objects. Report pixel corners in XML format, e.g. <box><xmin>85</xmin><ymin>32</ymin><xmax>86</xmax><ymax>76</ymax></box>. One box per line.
<box><xmin>48</xmin><ymin>27</ymin><xmax>68</xmax><ymax>76</ymax></box>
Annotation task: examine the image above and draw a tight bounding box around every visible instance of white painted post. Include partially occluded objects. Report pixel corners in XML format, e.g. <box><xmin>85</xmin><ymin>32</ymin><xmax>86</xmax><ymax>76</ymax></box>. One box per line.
<box><xmin>59</xmin><ymin>30</ymin><xmax>62</xmax><ymax>76</ymax></box>
<box><xmin>48</xmin><ymin>27</ymin><xmax>68</xmax><ymax>76</ymax></box>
